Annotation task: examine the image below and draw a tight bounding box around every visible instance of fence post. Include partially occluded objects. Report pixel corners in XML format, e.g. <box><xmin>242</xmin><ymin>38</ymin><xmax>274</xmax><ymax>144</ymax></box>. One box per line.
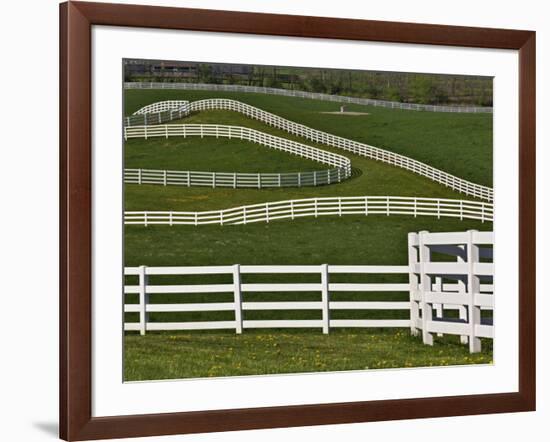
<box><xmin>163</xmin><ymin>170</ymin><xmax>167</xmax><ymax>186</ymax></box>
<box><xmin>434</xmin><ymin>276</ymin><xmax>443</xmax><ymax>337</ymax></box>
<box><xmin>138</xmin><ymin>168</ymin><xmax>142</xmax><ymax>185</ymax></box>
<box><xmin>387</xmin><ymin>196</ymin><xmax>390</xmax><ymax>216</ymax></box>
<box><xmin>138</xmin><ymin>265</ymin><xmax>148</xmax><ymax>336</ymax></box>
<box><xmin>467</xmin><ymin>230</ymin><xmax>482</xmax><ymax>353</ymax></box>
<box><xmin>258</xmin><ymin>173</ymin><xmax>261</xmax><ymax>189</ymax></box>
<box><xmin>321</xmin><ymin>264</ymin><xmax>330</xmax><ymax>334</ymax></box>
<box><xmin>234</xmin><ymin>173</ymin><xmax>237</xmax><ymax>189</ymax></box>
<box><xmin>456</xmin><ymin>244</ymin><xmax>469</xmax><ymax>344</ymax></box>
<box><xmin>212</xmin><ymin>172</ymin><xmax>216</xmax><ymax>189</ymax></box>
<box><xmin>407</xmin><ymin>233</ymin><xmax>420</xmax><ymax>337</ymax></box>
<box><xmin>419</xmin><ymin>231</ymin><xmax>433</xmax><ymax>346</ymax></box>
<box><xmin>233</xmin><ymin>264</ymin><xmax>243</xmax><ymax>334</ymax></box>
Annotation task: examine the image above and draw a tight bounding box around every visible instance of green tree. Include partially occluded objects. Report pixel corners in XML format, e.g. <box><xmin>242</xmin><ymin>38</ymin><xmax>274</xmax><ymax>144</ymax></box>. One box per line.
<box><xmin>409</xmin><ymin>76</ymin><xmax>433</xmax><ymax>104</ymax></box>
<box><xmin>385</xmin><ymin>86</ymin><xmax>403</xmax><ymax>102</ymax></box>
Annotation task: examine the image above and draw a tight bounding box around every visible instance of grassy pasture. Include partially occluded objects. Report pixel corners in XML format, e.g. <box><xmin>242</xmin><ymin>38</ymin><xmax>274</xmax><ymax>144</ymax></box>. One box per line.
<box><xmin>124</xmin><ymin>216</ymin><xmax>493</xmax><ymax>380</ymax></box>
<box><xmin>123</xmin><ymin>90</ymin><xmax>494</xmax><ymax>381</ymax></box>
<box><xmin>125</xmin><ymin>330</ymin><xmax>492</xmax><ymax>381</ymax></box>
<box><xmin>125</xmin><ymin>136</ymin><xmax>329</xmax><ymax>173</ymax></box>
<box><xmin>124</xmin><ymin>216</ymin><xmax>492</xmax><ymax>325</ymax></box>
<box><xmin>124</xmin><ymin>108</ymin><xmax>484</xmax><ymax>211</ymax></box>
<box><xmin>125</xmin><ymin>89</ymin><xmax>493</xmax><ymax>186</ymax></box>
<box><xmin>125</xmin><ymin>216</ymin><xmax>490</xmax><ymax>267</ymax></box>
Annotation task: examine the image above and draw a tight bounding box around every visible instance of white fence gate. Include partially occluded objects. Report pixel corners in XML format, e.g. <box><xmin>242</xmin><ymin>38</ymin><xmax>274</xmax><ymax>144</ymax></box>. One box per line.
<box><xmin>124</xmin><ymin>230</ymin><xmax>494</xmax><ymax>353</ymax></box>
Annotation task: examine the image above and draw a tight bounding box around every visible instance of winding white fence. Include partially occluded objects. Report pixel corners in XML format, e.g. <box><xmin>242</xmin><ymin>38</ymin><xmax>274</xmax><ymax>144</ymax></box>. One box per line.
<box><xmin>125</xmin><ymin>103</ymin><xmax>190</xmax><ymax>126</ymax></box>
<box><xmin>125</xmin><ymin>99</ymin><xmax>493</xmax><ymax>201</ymax></box>
<box><xmin>125</xmin><ymin>168</ymin><xmax>345</xmax><ymax>189</ymax></box>
<box><xmin>124</xmin><ymin>82</ymin><xmax>493</xmax><ymax>114</ymax></box>
<box><xmin>124</xmin><ymin>230</ymin><xmax>494</xmax><ymax>353</ymax></box>
<box><xmin>124</xmin><ymin>196</ymin><xmax>493</xmax><ymax>226</ymax></box>
<box><xmin>124</xmin><ymin>123</ymin><xmax>352</xmax><ymax>179</ymax></box>
<box><xmin>133</xmin><ymin>100</ymin><xmax>189</xmax><ymax>115</ymax></box>
<box><xmin>408</xmin><ymin>230</ymin><xmax>494</xmax><ymax>352</ymax></box>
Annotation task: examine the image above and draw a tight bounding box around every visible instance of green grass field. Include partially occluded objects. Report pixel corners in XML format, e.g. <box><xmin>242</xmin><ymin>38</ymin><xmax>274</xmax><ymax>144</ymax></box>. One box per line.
<box><xmin>125</xmin><ymin>89</ymin><xmax>493</xmax><ymax>186</ymax></box>
<box><xmin>125</xmin><ymin>136</ymin><xmax>329</xmax><ymax>173</ymax></box>
<box><xmin>123</xmin><ymin>88</ymin><xmax>493</xmax><ymax>381</ymax></box>
<box><xmin>125</xmin><ymin>108</ymin><xmax>486</xmax><ymax>211</ymax></box>
<box><xmin>125</xmin><ymin>330</ymin><xmax>492</xmax><ymax>381</ymax></box>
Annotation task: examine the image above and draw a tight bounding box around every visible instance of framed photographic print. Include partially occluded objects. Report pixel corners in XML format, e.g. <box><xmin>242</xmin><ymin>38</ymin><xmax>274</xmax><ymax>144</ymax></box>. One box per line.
<box><xmin>60</xmin><ymin>1</ymin><xmax>536</xmax><ymax>440</ymax></box>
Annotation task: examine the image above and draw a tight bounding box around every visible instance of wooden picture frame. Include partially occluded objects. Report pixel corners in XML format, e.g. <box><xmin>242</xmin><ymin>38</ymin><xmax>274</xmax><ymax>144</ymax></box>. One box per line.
<box><xmin>59</xmin><ymin>1</ymin><xmax>536</xmax><ymax>440</ymax></box>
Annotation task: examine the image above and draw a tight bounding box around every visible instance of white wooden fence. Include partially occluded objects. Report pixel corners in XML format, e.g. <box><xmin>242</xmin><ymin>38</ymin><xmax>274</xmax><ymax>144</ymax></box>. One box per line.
<box><xmin>124</xmin><ymin>196</ymin><xmax>494</xmax><ymax>226</ymax></box>
<box><xmin>125</xmin><ymin>99</ymin><xmax>493</xmax><ymax>201</ymax></box>
<box><xmin>124</xmin><ymin>82</ymin><xmax>493</xmax><ymax>114</ymax></box>
<box><xmin>124</xmin><ymin>168</ymin><xmax>345</xmax><ymax>189</ymax></box>
<box><xmin>408</xmin><ymin>230</ymin><xmax>494</xmax><ymax>352</ymax></box>
<box><xmin>124</xmin><ymin>123</ymin><xmax>352</xmax><ymax>178</ymax></box>
<box><xmin>132</xmin><ymin>100</ymin><xmax>189</xmax><ymax>115</ymax></box>
<box><xmin>124</xmin><ymin>264</ymin><xmax>412</xmax><ymax>335</ymax></box>
<box><xmin>124</xmin><ymin>230</ymin><xmax>494</xmax><ymax>353</ymax></box>
<box><xmin>125</xmin><ymin>103</ymin><xmax>190</xmax><ymax>126</ymax></box>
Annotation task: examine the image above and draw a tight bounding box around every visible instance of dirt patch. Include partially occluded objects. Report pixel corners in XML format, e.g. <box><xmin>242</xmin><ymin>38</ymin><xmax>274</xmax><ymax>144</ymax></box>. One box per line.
<box><xmin>319</xmin><ymin>111</ymin><xmax>370</xmax><ymax>116</ymax></box>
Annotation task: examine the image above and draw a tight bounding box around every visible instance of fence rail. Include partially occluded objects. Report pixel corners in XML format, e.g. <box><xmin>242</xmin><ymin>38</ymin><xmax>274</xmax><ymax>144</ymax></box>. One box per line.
<box><xmin>125</xmin><ymin>104</ymin><xmax>190</xmax><ymax>126</ymax></box>
<box><xmin>124</xmin><ymin>168</ymin><xmax>345</xmax><ymax>189</ymax></box>
<box><xmin>124</xmin><ymin>230</ymin><xmax>494</xmax><ymax>353</ymax></box>
<box><xmin>124</xmin><ymin>264</ymin><xmax>412</xmax><ymax>335</ymax></box>
<box><xmin>125</xmin><ymin>99</ymin><xmax>492</xmax><ymax>201</ymax></box>
<box><xmin>124</xmin><ymin>82</ymin><xmax>493</xmax><ymax>114</ymax></box>
<box><xmin>124</xmin><ymin>196</ymin><xmax>494</xmax><ymax>226</ymax></box>
<box><xmin>133</xmin><ymin>100</ymin><xmax>189</xmax><ymax>115</ymax></box>
<box><xmin>124</xmin><ymin>123</ymin><xmax>352</xmax><ymax>179</ymax></box>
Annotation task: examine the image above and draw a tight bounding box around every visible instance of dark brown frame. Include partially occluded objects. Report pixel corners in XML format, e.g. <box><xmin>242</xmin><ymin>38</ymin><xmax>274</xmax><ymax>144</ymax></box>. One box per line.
<box><xmin>59</xmin><ymin>1</ymin><xmax>536</xmax><ymax>440</ymax></box>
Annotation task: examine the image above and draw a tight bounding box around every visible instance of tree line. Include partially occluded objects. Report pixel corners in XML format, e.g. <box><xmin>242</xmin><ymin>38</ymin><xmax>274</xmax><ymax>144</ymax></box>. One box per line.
<box><xmin>125</xmin><ymin>61</ymin><xmax>493</xmax><ymax>106</ymax></box>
